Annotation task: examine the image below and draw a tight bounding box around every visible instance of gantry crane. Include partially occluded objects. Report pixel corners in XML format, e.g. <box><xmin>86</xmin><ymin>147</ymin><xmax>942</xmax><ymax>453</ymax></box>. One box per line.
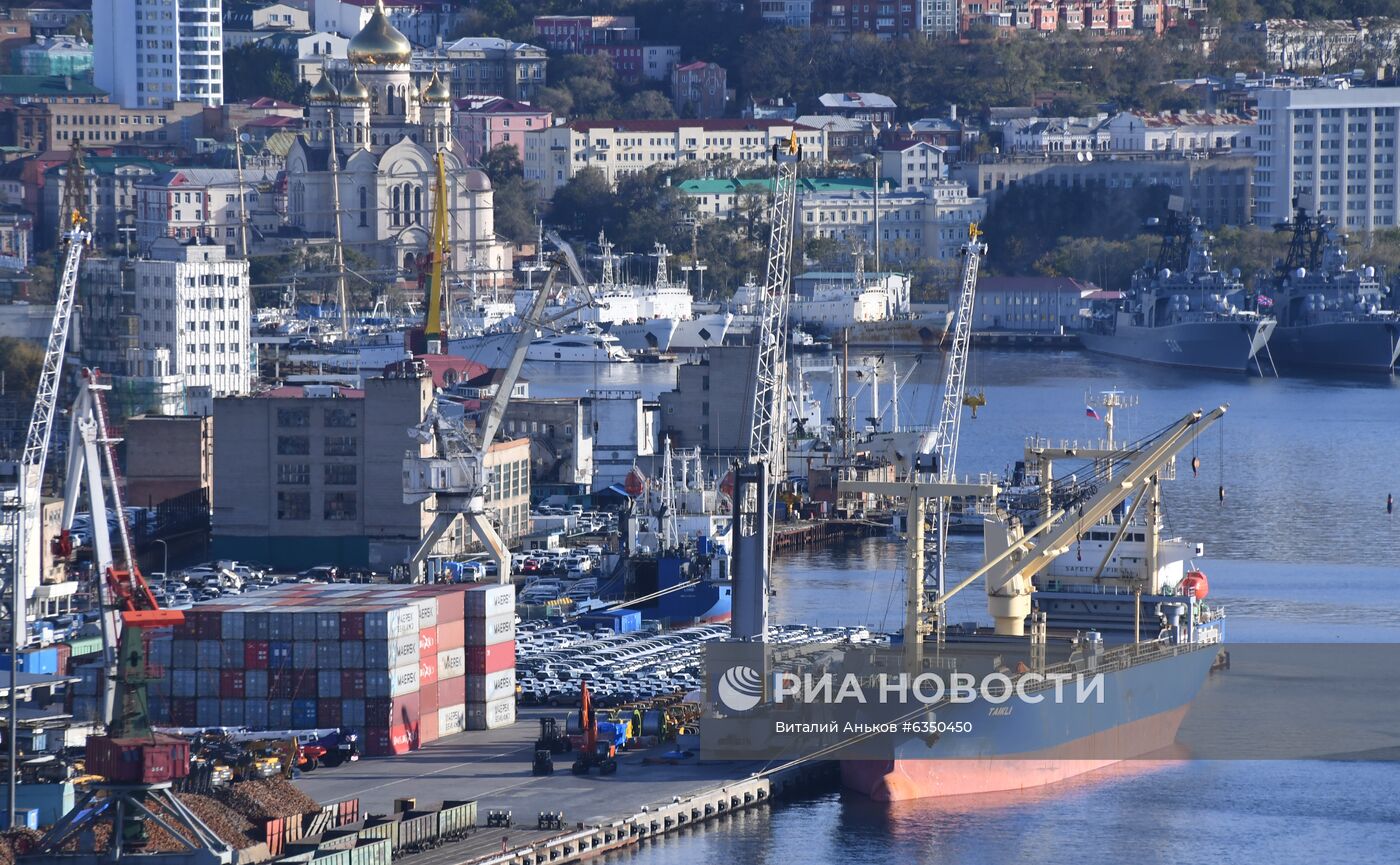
<box><xmin>731</xmin><ymin>132</ymin><xmax>802</xmax><ymax>642</ymax></box>
<box><xmin>925</xmin><ymin>224</ymin><xmax>987</xmax><ymax>596</ymax></box>
<box><xmin>402</xmin><ymin>230</ymin><xmax>590</xmax><ymax>584</ymax></box>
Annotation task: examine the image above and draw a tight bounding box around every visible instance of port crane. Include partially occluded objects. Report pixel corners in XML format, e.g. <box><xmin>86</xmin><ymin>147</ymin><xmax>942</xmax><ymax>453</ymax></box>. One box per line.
<box><xmin>402</xmin><ymin>217</ymin><xmax>589</xmax><ymax>584</ymax></box>
<box><xmin>924</xmin><ymin>224</ymin><xmax>987</xmax><ymax>596</ymax></box>
<box><xmin>730</xmin><ymin>132</ymin><xmax>802</xmax><ymax>641</ymax></box>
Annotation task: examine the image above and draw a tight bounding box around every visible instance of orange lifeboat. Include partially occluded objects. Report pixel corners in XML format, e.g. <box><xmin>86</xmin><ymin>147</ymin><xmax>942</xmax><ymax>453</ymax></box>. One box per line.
<box><xmin>1182</xmin><ymin>570</ymin><xmax>1209</xmax><ymax>599</ymax></box>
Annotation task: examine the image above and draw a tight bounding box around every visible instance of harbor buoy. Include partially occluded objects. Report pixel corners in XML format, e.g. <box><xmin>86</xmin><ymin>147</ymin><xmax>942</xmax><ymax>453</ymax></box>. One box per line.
<box><xmin>1182</xmin><ymin>570</ymin><xmax>1209</xmax><ymax>599</ymax></box>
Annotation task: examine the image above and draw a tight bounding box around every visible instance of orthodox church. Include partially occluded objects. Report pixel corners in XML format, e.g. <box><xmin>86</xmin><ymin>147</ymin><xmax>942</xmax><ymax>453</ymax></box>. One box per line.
<box><xmin>285</xmin><ymin>1</ymin><xmax>509</xmax><ymax>282</ymax></box>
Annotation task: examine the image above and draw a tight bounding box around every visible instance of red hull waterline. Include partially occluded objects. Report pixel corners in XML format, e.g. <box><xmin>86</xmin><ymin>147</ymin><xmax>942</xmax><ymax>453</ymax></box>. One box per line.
<box><xmin>841</xmin><ymin>704</ymin><xmax>1191</xmax><ymax>802</ymax></box>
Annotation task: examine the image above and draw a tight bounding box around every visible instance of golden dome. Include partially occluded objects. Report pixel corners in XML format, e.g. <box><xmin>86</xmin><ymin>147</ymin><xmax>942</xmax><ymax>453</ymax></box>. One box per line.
<box><xmin>308</xmin><ymin>74</ymin><xmax>339</xmax><ymax>102</ymax></box>
<box><xmin>420</xmin><ymin>71</ymin><xmax>451</xmax><ymax>103</ymax></box>
<box><xmin>347</xmin><ymin>0</ymin><xmax>412</xmax><ymax>66</ymax></box>
<box><xmin>341</xmin><ymin>71</ymin><xmax>370</xmax><ymax>103</ymax></box>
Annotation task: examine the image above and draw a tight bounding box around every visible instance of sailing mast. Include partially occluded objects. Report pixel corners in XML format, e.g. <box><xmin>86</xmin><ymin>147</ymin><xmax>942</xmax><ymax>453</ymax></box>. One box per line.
<box><xmin>325</xmin><ymin>108</ymin><xmax>350</xmax><ymax>341</ymax></box>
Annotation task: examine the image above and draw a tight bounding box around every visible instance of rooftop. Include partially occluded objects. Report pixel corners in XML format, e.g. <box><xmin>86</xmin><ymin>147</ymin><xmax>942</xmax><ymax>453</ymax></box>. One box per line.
<box><xmin>569</xmin><ymin>118</ymin><xmax>816</xmax><ymax>133</ymax></box>
<box><xmin>978</xmin><ymin>276</ymin><xmax>1100</xmax><ymax>294</ymax></box>
<box><xmin>0</xmin><ymin>74</ymin><xmax>105</xmax><ymax>98</ymax></box>
<box><xmin>677</xmin><ymin>177</ymin><xmax>875</xmax><ymax>195</ymax></box>
<box><xmin>818</xmin><ymin>92</ymin><xmax>896</xmax><ymax>110</ymax></box>
<box><xmin>794</xmin><ymin>114</ymin><xmax>873</xmax><ymax>134</ymax></box>
<box><xmin>455</xmin><ymin>96</ymin><xmax>546</xmax><ymax>114</ymax></box>
<box><xmin>1120</xmin><ymin>109</ymin><xmax>1256</xmax><ymax>127</ymax></box>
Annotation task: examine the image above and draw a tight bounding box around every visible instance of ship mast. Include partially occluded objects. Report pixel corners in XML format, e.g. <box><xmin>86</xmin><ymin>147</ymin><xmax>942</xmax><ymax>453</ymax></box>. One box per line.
<box><xmin>325</xmin><ymin>108</ymin><xmax>350</xmax><ymax>342</ymax></box>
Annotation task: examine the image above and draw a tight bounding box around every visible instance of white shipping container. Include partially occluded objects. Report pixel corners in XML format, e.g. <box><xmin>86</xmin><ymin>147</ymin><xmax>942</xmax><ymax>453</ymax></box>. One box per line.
<box><xmin>367</xmin><ymin>665</ymin><xmax>420</xmax><ymax>698</ymax></box>
<box><xmin>466</xmin><ymin>697</ymin><xmax>516</xmax><ymax>730</ymax></box>
<box><xmin>464</xmin><ymin>584</ymin><xmax>515</xmax><ymax>618</ymax></box>
<box><xmin>390</xmin><ymin>604</ymin><xmax>419</xmax><ymax>638</ymax></box>
<box><xmin>465</xmin><ymin>613</ymin><xmax>515</xmax><ymax>648</ymax></box>
<box><xmin>466</xmin><ymin>669</ymin><xmax>515</xmax><ymax>703</ymax></box>
<box><xmin>436</xmin><ymin>647</ymin><xmax>465</xmax><ymax>680</ymax></box>
<box><xmin>414</xmin><ymin>597</ymin><xmax>438</xmax><ymax>630</ymax></box>
<box><xmin>438</xmin><ymin>703</ymin><xmax>467</xmax><ymax>736</ymax></box>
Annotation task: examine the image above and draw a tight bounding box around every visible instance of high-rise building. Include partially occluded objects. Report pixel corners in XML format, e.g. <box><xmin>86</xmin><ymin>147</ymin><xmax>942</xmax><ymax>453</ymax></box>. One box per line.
<box><xmin>94</xmin><ymin>0</ymin><xmax>224</xmax><ymax>108</ymax></box>
<box><xmin>1252</xmin><ymin>84</ymin><xmax>1400</xmax><ymax>229</ymax></box>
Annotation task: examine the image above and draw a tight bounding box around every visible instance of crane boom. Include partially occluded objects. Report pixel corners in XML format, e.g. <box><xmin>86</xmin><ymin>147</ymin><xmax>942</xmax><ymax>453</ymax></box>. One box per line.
<box><xmin>747</xmin><ymin>133</ymin><xmax>802</xmax><ymax>471</ymax></box>
<box><xmin>931</xmin><ymin>224</ymin><xmax>985</xmax><ymax>483</ymax></box>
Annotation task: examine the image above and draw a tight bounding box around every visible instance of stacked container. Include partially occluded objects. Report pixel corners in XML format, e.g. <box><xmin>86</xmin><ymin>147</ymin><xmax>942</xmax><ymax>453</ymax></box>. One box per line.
<box><xmin>463</xmin><ymin>584</ymin><xmax>516</xmax><ymax>730</ymax></box>
<box><xmin>148</xmin><ymin>582</ymin><xmax>516</xmax><ymax>756</ymax></box>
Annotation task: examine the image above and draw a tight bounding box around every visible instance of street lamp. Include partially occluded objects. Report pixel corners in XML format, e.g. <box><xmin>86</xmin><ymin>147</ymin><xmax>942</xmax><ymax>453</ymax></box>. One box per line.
<box><xmin>153</xmin><ymin>538</ymin><xmax>169</xmax><ymax>578</ymax></box>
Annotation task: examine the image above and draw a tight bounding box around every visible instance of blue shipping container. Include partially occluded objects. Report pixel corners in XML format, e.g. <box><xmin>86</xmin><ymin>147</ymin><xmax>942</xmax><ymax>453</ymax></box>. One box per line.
<box><xmin>292</xmin><ymin>698</ymin><xmax>318</xmax><ymax>727</ymax></box>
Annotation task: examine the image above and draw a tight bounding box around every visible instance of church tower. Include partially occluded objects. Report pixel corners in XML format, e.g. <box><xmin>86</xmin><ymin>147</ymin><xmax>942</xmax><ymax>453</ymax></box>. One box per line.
<box><xmin>419</xmin><ymin>72</ymin><xmax>453</xmax><ymax>149</ymax></box>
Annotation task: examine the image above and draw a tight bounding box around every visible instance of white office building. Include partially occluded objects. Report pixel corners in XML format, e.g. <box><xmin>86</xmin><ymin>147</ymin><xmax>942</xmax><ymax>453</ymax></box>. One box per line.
<box><xmin>132</xmin><ymin>237</ymin><xmax>253</xmax><ymax>402</ymax></box>
<box><xmin>1253</xmin><ymin>84</ymin><xmax>1400</xmax><ymax>228</ymax></box>
<box><xmin>94</xmin><ymin>0</ymin><xmax>224</xmax><ymax>108</ymax></box>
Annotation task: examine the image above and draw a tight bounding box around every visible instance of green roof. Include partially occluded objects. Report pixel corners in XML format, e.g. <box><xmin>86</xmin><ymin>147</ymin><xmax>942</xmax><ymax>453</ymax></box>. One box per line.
<box><xmin>45</xmin><ymin>156</ymin><xmax>171</xmax><ymax>177</ymax></box>
<box><xmin>0</xmin><ymin>75</ymin><xmax>105</xmax><ymax>98</ymax></box>
<box><xmin>678</xmin><ymin>177</ymin><xmax>876</xmax><ymax>195</ymax></box>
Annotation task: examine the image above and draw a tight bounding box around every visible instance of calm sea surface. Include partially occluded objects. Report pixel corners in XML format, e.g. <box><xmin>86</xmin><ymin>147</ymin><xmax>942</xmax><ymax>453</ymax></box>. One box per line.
<box><xmin>526</xmin><ymin>348</ymin><xmax>1400</xmax><ymax>864</ymax></box>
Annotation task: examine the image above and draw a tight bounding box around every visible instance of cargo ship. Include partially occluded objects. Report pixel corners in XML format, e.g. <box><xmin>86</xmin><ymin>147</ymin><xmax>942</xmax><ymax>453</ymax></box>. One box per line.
<box><xmin>1078</xmin><ymin>206</ymin><xmax>1275</xmax><ymax>373</ymax></box>
<box><xmin>1260</xmin><ymin>203</ymin><xmax>1400</xmax><ymax>374</ymax></box>
<box><xmin>841</xmin><ymin>399</ymin><xmax>1226</xmax><ymax>801</ymax></box>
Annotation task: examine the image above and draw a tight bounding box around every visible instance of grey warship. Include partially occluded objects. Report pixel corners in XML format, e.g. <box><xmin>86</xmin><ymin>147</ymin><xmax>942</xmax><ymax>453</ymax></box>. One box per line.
<box><xmin>1262</xmin><ymin>203</ymin><xmax>1400</xmax><ymax>374</ymax></box>
<box><xmin>1080</xmin><ymin>205</ymin><xmax>1276</xmax><ymax>373</ymax></box>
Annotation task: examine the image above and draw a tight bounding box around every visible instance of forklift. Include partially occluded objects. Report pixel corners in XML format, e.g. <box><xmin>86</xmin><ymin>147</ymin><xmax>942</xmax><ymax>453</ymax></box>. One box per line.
<box><xmin>531</xmin><ymin>748</ymin><xmax>554</xmax><ymax>776</ymax></box>
<box><xmin>535</xmin><ymin>717</ymin><xmax>572</xmax><ymax>754</ymax></box>
<box><xmin>570</xmin><ymin>681</ymin><xmax>618</xmax><ymax>776</ymax></box>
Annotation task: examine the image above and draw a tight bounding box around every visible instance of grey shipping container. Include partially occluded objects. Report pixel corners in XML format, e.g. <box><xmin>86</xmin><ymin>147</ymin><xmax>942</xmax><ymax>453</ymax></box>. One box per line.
<box><xmin>318</xmin><ymin>670</ymin><xmax>342</xmax><ymax>698</ymax></box>
<box><xmin>220</xmin><ymin>699</ymin><xmax>245</xmax><ymax>726</ymax></box>
<box><xmin>341</xmin><ymin>641</ymin><xmax>366</xmax><ymax>668</ymax></box>
<box><xmin>221</xmin><ymin>640</ymin><xmax>243</xmax><ymax>666</ymax></box>
<box><xmin>246</xmin><ymin>612</ymin><xmax>270</xmax><ymax>640</ymax></box>
<box><xmin>341</xmin><ymin>698</ymin><xmax>366</xmax><ymax>727</ymax></box>
<box><xmin>317</xmin><ymin>641</ymin><xmax>341</xmax><ymax>670</ymax></box>
<box><xmin>294</xmin><ymin>641</ymin><xmax>317</xmax><ymax>668</ymax></box>
<box><xmin>196</xmin><ymin>640</ymin><xmax>220</xmax><ymax>668</ymax></box>
<box><xmin>221</xmin><ymin>612</ymin><xmax>245</xmax><ymax>641</ymax></box>
<box><xmin>316</xmin><ymin>613</ymin><xmax>341</xmax><ymax>641</ymax></box>
<box><xmin>196</xmin><ymin>698</ymin><xmax>219</xmax><ymax>726</ymax></box>
<box><xmin>294</xmin><ymin>612</ymin><xmax>319</xmax><ymax>641</ymax></box>
<box><xmin>245</xmin><ymin>669</ymin><xmax>268</xmax><ymax>698</ymax></box>
<box><xmin>171</xmin><ymin>669</ymin><xmax>197</xmax><ymax>698</ymax></box>
<box><xmin>195</xmin><ymin>669</ymin><xmax>219</xmax><ymax>697</ymax></box>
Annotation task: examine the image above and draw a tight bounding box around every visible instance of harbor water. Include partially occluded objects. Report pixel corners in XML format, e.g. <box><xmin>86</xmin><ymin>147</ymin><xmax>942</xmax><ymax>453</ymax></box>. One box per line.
<box><xmin>528</xmin><ymin>348</ymin><xmax>1400</xmax><ymax>864</ymax></box>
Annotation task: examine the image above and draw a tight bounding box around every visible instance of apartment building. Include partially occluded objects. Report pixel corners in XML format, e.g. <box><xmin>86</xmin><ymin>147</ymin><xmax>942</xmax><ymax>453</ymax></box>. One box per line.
<box><xmin>134</xmin><ymin>166</ymin><xmax>280</xmax><ymax>251</ymax></box>
<box><xmin>453</xmin><ymin>96</ymin><xmax>551</xmax><ymax>164</ymax></box>
<box><xmin>524</xmin><ymin>119</ymin><xmax>827</xmax><ymax>199</ymax></box>
<box><xmin>442</xmin><ymin>37</ymin><xmax>548</xmax><ymax>103</ymax></box>
<box><xmin>798</xmin><ymin>179</ymin><xmax>987</xmax><ymax>264</ymax></box>
<box><xmin>42</xmin><ymin>156</ymin><xmax>171</xmax><ymax>249</ymax></box>
<box><xmin>1252</xmin><ymin>84</ymin><xmax>1400</xmax><ymax>229</ymax></box>
<box><xmin>0</xmin><ymin>75</ymin><xmax>206</xmax><ymax>153</ymax></box>
<box><xmin>94</xmin><ymin>0</ymin><xmax>225</xmax><ymax>108</ymax></box>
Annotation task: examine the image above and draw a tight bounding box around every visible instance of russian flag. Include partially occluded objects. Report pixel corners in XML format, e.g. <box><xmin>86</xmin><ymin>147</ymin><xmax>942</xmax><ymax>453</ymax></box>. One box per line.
<box><xmin>1085</xmin><ymin>406</ymin><xmax>1100</xmax><ymax>421</ymax></box>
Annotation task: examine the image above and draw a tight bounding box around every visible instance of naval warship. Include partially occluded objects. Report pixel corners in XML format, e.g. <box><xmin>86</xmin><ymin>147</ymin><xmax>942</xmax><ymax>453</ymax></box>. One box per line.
<box><xmin>1261</xmin><ymin>203</ymin><xmax>1400</xmax><ymax>374</ymax></box>
<box><xmin>1079</xmin><ymin>206</ymin><xmax>1276</xmax><ymax>373</ymax></box>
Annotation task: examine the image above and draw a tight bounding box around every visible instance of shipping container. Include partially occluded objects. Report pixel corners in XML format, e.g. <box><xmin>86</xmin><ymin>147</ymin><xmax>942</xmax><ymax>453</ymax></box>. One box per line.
<box><xmin>366</xmin><ymin>692</ymin><xmax>420</xmax><ymax>730</ymax></box>
<box><xmin>464</xmin><ymin>642</ymin><xmax>514</xmax><ymax>675</ymax></box>
<box><xmin>413</xmin><ymin>598</ymin><xmax>438</xmax><ymax>630</ymax></box>
<box><xmin>465</xmin><ymin>697</ymin><xmax>515</xmax><ymax>730</ymax></box>
<box><xmin>269</xmin><ymin>640</ymin><xmax>293</xmax><ymax>669</ymax></box>
<box><xmin>418</xmin><ymin>655</ymin><xmax>437</xmax><ymax>688</ymax></box>
<box><xmin>171</xmin><ymin>697</ymin><xmax>197</xmax><ymax>725</ymax></box>
<box><xmin>436</xmin><ymin>619</ymin><xmax>464</xmax><ymax>651</ymax></box>
<box><xmin>219</xmin><ymin>670</ymin><xmax>245</xmax><ymax>698</ymax></box>
<box><xmin>317</xmin><ymin>670</ymin><xmax>342</xmax><ymax>699</ymax></box>
<box><xmin>363</xmin><ymin>726</ymin><xmax>415</xmax><ymax>757</ymax></box>
<box><xmin>293</xmin><ymin>640</ymin><xmax>317</xmax><ymax>669</ymax></box>
<box><xmin>221</xmin><ymin>612</ymin><xmax>245</xmax><ymax>641</ymax></box>
<box><xmin>245</xmin><ymin>669</ymin><xmax>268</xmax><ymax>699</ymax></box>
<box><xmin>196</xmin><ymin>698</ymin><xmax>219</xmax><ymax>726</ymax></box>
<box><xmin>341</xmin><ymin>670</ymin><xmax>367</xmax><ymax>698</ymax></box>
<box><xmin>269</xmin><ymin>699</ymin><xmax>293</xmax><ymax>728</ymax></box>
<box><xmin>437</xmin><ymin>704</ymin><xmax>467</xmax><ymax>737</ymax></box>
<box><xmin>418</xmin><ymin>710</ymin><xmax>439</xmax><ymax>746</ymax></box>
<box><xmin>416</xmin><ymin>627</ymin><xmax>437</xmax><ymax>658</ymax></box>
<box><xmin>196</xmin><ymin>640</ymin><xmax>220</xmax><ymax>668</ymax></box>
<box><xmin>339</xmin><ymin>612</ymin><xmax>366</xmax><ymax>640</ymax></box>
<box><xmin>439</xmin><ymin>676</ymin><xmax>465</xmax><ymax>707</ymax></box>
<box><xmin>436</xmin><ymin>648</ymin><xmax>465</xmax><ymax>681</ymax></box>
<box><xmin>269</xmin><ymin>612</ymin><xmax>295</xmax><ymax>641</ymax></box>
<box><xmin>220</xmin><ymin>699</ymin><xmax>245</xmax><ymax>726</ymax></box>
<box><xmin>464</xmin><ymin>584</ymin><xmax>515</xmax><ymax>618</ymax></box>
<box><xmin>294</xmin><ymin>612</ymin><xmax>319</xmax><ymax>642</ymax></box>
<box><xmin>243</xmin><ymin>640</ymin><xmax>269</xmax><ymax>670</ymax></box>
<box><xmin>579</xmin><ymin>608</ymin><xmax>642</xmax><ymax>634</ymax></box>
<box><xmin>316</xmin><ymin>641</ymin><xmax>342</xmax><ymax>671</ymax></box>
<box><xmin>418</xmin><ymin>682</ymin><xmax>438</xmax><ymax>714</ymax></box>
<box><xmin>220</xmin><ymin>640</ymin><xmax>243</xmax><ymax>667</ymax></box>
<box><xmin>245</xmin><ymin>698</ymin><xmax>268</xmax><ymax>727</ymax></box>
<box><xmin>292</xmin><ymin>698</ymin><xmax>317</xmax><ymax>728</ymax></box>
<box><xmin>318</xmin><ymin>699</ymin><xmax>342</xmax><ymax>727</ymax></box>
<box><xmin>466</xmin><ymin>669</ymin><xmax>515</xmax><ymax>704</ymax></box>
<box><xmin>464</xmin><ymin>613</ymin><xmax>514</xmax><ymax>647</ymax></box>
<box><xmin>246</xmin><ymin>612</ymin><xmax>270</xmax><ymax>641</ymax></box>
<box><xmin>171</xmin><ymin>669</ymin><xmax>197</xmax><ymax>698</ymax></box>
<box><xmin>340</xmin><ymin>640</ymin><xmax>365</xmax><ymax>669</ymax></box>
<box><xmin>195</xmin><ymin>669</ymin><xmax>219</xmax><ymax>698</ymax></box>
<box><xmin>341</xmin><ymin>698</ymin><xmax>366</xmax><ymax>727</ymax></box>
<box><xmin>316</xmin><ymin>612</ymin><xmax>341</xmax><ymax>641</ymax></box>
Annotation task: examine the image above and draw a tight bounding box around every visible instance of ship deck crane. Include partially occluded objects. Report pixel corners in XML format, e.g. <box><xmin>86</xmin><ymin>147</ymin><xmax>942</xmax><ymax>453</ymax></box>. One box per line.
<box><xmin>730</xmin><ymin>132</ymin><xmax>802</xmax><ymax>642</ymax></box>
<box><xmin>402</xmin><ymin>228</ymin><xmax>590</xmax><ymax>584</ymax></box>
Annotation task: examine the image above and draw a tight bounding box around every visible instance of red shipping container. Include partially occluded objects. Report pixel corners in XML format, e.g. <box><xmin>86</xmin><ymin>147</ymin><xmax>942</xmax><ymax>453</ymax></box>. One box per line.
<box><xmin>269</xmin><ymin>672</ymin><xmax>294</xmax><ymax>699</ymax></box>
<box><xmin>419</xmin><ymin>655</ymin><xmax>438</xmax><ymax>688</ymax></box>
<box><xmin>243</xmin><ymin>640</ymin><xmax>269</xmax><ymax>670</ymax></box>
<box><xmin>54</xmin><ymin>642</ymin><xmax>72</xmax><ymax>675</ymax></box>
<box><xmin>318</xmin><ymin>699</ymin><xmax>343</xmax><ymax>727</ymax></box>
<box><xmin>418</xmin><ymin>681</ymin><xmax>438</xmax><ymax>714</ymax></box>
<box><xmin>437</xmin><ymin>619</ymin><xmax>464</xmax><ymax>650</ymax></box>
<box><xmin>418</xmin><ymin>626</ymin><xmax>438</xmax><ymax>657</ymax></box>
<box><xmin>219</xmin><ymin>670</ymin><xmax>245</xmax><ymax>699</ymax></box>
<box><xmin>363</xmin><ymin>725</ymin><xmax>416</xmax><ymax>756</ymax></box>
<box><xmin>288</xmin><ymin>668</ymin><xmax>317</xmax><ymax>699</ymax></box>
<box><xmin>193</xmin><ymin>611</ymin><xmax>221</xmax><ymax>640</ymax></box>
<box><xmin>171</xmin><ymin>698</ymin><xmax>197</xmax><ymax>726</ymax></box>
<box><xmin>339</xmin><ymin>612</ymin><xmax>366</xmax><ymax>640</ymax></box>
<box><xmin>465</xmin><ymin>641</ymin><xmax>514</xmax><ymax>675</ymax></box>
<box><xmin>419</xmin><ymin>709</ymin><xmax>439</xmax><ymax>745</ymax></box>
<box><xmin>341</xmin><ymin>670</ymin><xmax>367</xmax><ymax>698</ymax></box>
<box><xmin>366</xmin><ymin>692</ymin><xmax>420</xmax><ymax>728</ymax></box>
<box><xmin>439</xmin><ymin>675</ymin><xmax>465</xmax><ymax>706</ymax></box>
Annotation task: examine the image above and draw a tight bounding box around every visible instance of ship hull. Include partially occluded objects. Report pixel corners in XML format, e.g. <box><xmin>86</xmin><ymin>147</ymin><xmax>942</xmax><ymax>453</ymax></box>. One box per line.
<box><xmin>670</xmin><ymin>313</ymin><xmax>732</xmax><ymax>351</ymax></box>
<box><xmin>1268</xmin><ymin>321</ymin><xmax>1400</xmax><ymax>373</ymax></box>
<box><xmin>841</xmin><ymin>643</ymin><xmax>1217</xmax><ymax>801</ymax></box>
<box><xmin>1078</xmin><ymin>319</ymin><xmax>1275</xmax><ymax>373</ymax></box>
<box><xmin>607</xmin><ymin>319</ymin><xmax>679</xmax><ymax>352</ymax></box>
<box><xmin>838</xmin><ymin>316</ymin><xmax>949</xmax><ymax>347</ymax></box>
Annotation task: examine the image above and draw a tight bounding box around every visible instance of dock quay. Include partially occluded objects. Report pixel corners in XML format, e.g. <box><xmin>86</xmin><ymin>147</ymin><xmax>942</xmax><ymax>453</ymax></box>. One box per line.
<box><xmin>296</xmin><ymin>708</ymin><xmax>835</xmax><ymax>865</ymax></box>
<box><xmin>969</xmin><ymin>330</ymin><xmax>1081</xmax><ymax>348</ymax></box>
<box><xmin>772</xmin><ymin>518</ymin><xmax>886</xmax><ymax>551</ymax></box>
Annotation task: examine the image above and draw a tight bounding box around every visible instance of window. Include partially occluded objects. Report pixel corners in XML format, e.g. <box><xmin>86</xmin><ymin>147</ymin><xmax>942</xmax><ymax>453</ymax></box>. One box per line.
<box><xmin>324</xmin><ymin>435</ymin><xmax>357</xmax><ymax>456</ymax></box>
<box><xmin>324</xmin><ymin>492</ymin><xmax>357</xmax><ymax>521</ymax></box>
<box><xmin>277</xmin><ymin>491</ymin><xmax>310</xmax><ymax>520</ymax></box>
<box><xmin>324</xmin><ymin>407</ymin><xmax>357</xmax><ymax>428</ymax></box>
<box><xmin>277</xmin><ymin>407</ymin><xmax>309</xmax><ymax>427</ymax></box>
<box><xmin>277</xmin><ymin>463</ymin><xmax>310</xmax><ymax>485</ymax></box>
<box><xmin>324</xmin><ymin>464</ymin><xmax>357</xmax><ymax>485</ymax></box>
<box><xmin>277</xmin><ymin>435</ymin><xmax>309</xmax><ymax>455</ymax></box>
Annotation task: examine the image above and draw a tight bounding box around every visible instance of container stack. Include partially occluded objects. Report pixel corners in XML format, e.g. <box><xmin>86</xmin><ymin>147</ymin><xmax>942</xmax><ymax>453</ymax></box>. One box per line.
<box><xmin>148</xmin><ymin>583</ymin><xmax>517</xmax><ymax>755</ymax></box>
<box><xmin>463</xmin><ymin>583</ymin><xmax>516</xmax><ymax>730</ymax></box>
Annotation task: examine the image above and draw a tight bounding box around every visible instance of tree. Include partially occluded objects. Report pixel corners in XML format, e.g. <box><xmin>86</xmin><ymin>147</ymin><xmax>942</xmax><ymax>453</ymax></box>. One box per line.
<box><xmin>621</xmin><ymin>90</ymin><xmax>676</xmax><ymax>120</ymax></box>
<box><xmin>0</xmin><ymin>337</ymin><xmax>45</xmax><ymax>404</ymax></box>
<box><xmin>548</xmin><ymin>169</ymin><xmax>614</xmax><ymax>237</ymax></box>
<box><xmin>222</xmin><ymin>44</ymin><xmax>308</xmax><ymax>103</ymax></box>
<box><xmin>478</xmin><ymin>144</ymin><xmax>523</xmax><ymax>185</ymax></box>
